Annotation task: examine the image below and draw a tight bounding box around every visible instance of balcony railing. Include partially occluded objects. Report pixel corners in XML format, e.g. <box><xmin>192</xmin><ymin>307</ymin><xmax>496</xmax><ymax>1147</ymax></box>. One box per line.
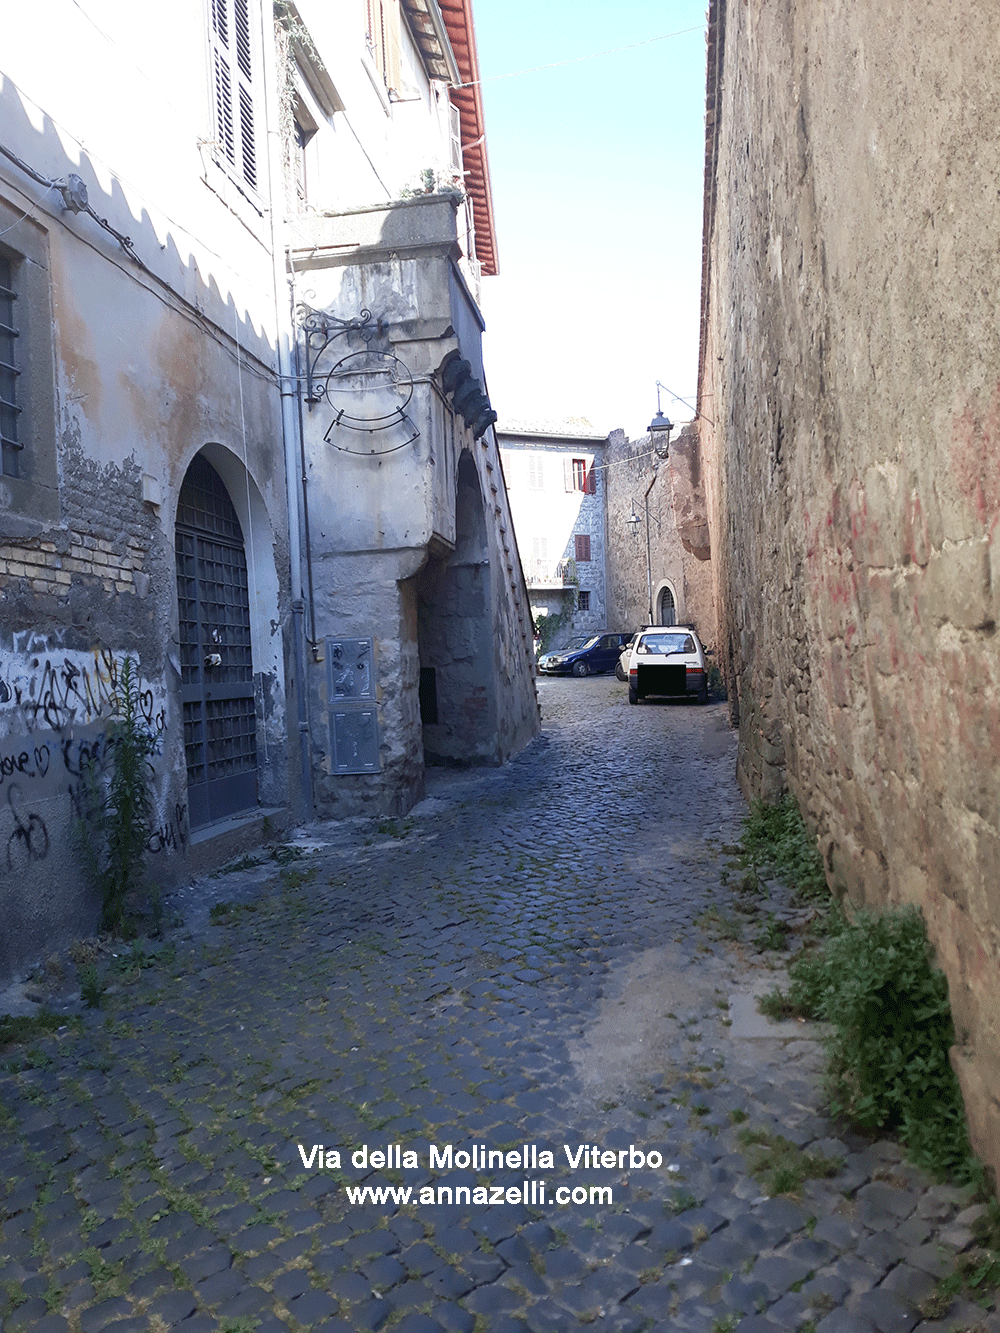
<box><xmin>525</xmin><ymin>560</ymin><xmax>577</xmax><ymax>588</ymax></box>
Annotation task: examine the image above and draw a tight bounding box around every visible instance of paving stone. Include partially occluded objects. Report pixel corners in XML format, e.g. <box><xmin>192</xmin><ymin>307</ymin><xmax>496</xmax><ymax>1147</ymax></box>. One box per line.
<box><xmin>145</xmin><ymin>1290</ymin><xmax>198</xmax><ymax>1324</ymax></box>
<box><xmin>4</xmin><ymin>687</ymin><xmax>993</xmax><ymax>1333</ymax></box>
<box><xmin>463</xmin><ymin>1281</ymin><xmax>526</xmax><ymax>1314</ymax></box>
<box><xmin>851</xmin><ymin>1287</ymin><xmax>920</xmax><ymax>1332</ymax></box>
<box><xmin>286</xmin><ymin>1286</ymin><xmax>341</xmax><ymax>1324</ymax></box>
<box><xmin>856</xmin><ymin>1184</ymin><xmax>920</xmax><ymax>1230</ymax></box>
<box><xmin>878</xmin><ymin>1263</ymin><xmax>938</xmax><ymax>1305</ymax></box>
<box><xmin>432</xmin><ymin>1303</ymin><xmax>476</xmax><ymax>1333</ymax></box>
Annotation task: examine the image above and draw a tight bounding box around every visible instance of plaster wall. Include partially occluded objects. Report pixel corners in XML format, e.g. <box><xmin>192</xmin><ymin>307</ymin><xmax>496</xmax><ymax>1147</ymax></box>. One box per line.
<box><xmin>0</xmin><ymin>3</ymin><xmax>294</xmax><ymax>981</ymax></box>
<box><xmin>498</xmin><ymin>433</ymin><xmax>611</xmax><ymax>642</ymax></box>
<box><xmin>293</xmin><ymin>201</ymin><xmax>538</xmax><ymax>817</ymax></box>
<box><xmin>701</xmin><ymin>0</ymin><xmax>1000</xmax><ymax>1173</ymax></box>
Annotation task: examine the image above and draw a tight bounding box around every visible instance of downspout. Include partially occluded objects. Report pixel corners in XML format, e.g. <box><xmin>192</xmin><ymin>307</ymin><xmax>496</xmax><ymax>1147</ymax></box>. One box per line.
<box><xmin>644</xmin><ymin>462</ymin><xmax>659</xmax><ymax>624</ymax></box>
<box><xmin>261</xmin><ymin>8</ymin><xmax>314</xmax><ymax>818</ymax></box>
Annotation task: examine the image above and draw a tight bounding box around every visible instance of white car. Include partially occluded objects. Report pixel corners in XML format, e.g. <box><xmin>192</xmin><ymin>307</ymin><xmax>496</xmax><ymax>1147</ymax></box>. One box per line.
<box><xmin>627</xmin><ymin>626</ymin><xmax>709</xmax><ymax>705</ymax></box>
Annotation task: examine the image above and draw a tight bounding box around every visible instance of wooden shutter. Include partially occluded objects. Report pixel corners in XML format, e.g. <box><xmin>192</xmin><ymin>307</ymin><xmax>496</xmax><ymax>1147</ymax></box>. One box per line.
<box><xmin>210</xmin><ymin>0</ymin><xmax>257</xmax><ymax>191</ymax></box>
<box><xmin>586</xmin><ymin>463</ymin><xmax>597</xmax><ymax>494</ymax></box>
<box><xmin>564</xmin><ymin>457</ymin><xmax>574</xmax><ymax>492</ymax></box>
<box><xmin>384</xmin><ymin>0</ymin><xmax>402</xmax><ymax>91</ymax></box>
<box><xmin>575</xmin><ymin>534</ymin><xmax>591</xmax><ymax>562</ymax></box>
<box><xmin>367</xmin><ymin>0</ymin><xmax>401</xmax><ymax>90</ymax></box>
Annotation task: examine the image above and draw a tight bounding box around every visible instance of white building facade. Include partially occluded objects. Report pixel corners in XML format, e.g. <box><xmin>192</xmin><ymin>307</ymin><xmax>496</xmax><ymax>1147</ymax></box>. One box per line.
<box><xmin>497</xmin><ymin>426</ymin><xmax>614</xmax><ymax>644</ymax></box>
<box><xmin>0</xmin><ymin>0</ymin><xmax>538</xmax><ymax>983</ymax></box>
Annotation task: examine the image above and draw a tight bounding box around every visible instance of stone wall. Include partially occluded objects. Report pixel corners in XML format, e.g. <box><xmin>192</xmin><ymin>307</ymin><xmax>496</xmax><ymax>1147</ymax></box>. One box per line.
<box><xmin>700</xmin><ymin>0</ymin><xmax>1000</xmax><ymax>1174</ymax></box>
<box><xmin>604</xmin><ymin>428</ymin><xmax>716</xmax><ymax>647</ymax></box>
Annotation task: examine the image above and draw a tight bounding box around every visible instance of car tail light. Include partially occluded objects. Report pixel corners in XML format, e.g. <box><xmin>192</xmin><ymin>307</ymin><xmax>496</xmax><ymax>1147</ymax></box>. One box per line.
<box><xmin>686</xmin><ymin>665</ymin><xmax>704</xmax><ymax>674</ymax></box>
<box><xmin>629</xmin><ymin>666</ymin><xmax>637</xmax><ymax>678</ymax></box>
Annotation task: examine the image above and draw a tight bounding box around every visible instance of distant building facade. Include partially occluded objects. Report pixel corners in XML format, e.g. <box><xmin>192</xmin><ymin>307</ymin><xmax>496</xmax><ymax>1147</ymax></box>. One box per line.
<box><xmin>497</xmin><ymin>426</ymin><xmax>611</xmax><ymax>642</ymax></box>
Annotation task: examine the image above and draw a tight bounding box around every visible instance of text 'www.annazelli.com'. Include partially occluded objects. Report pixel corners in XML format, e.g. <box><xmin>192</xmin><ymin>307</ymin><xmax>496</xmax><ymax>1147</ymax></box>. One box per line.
<box><xmin>344</xmin><ymin>1182</ymin><xmax>612</xmax><ymax>1207</ymax></box>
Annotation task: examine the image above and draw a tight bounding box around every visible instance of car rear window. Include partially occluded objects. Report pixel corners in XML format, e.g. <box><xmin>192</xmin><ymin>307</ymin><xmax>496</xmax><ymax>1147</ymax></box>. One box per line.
<box><xmin>638</xmin><ymin>633</ymin><xmax>694</xmax><ymax>654</ymax></box>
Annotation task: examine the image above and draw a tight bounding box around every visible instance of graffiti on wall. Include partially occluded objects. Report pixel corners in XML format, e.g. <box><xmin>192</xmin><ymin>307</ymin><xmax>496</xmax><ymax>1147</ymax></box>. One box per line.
<box><xmin>0</xmin><ymin>637</ymin><xmax>184</xmax><ymax>870</ymax></box>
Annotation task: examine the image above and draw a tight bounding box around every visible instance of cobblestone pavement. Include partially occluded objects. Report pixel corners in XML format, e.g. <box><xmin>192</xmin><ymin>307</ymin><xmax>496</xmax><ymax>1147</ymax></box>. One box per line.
<box><xmin>2</xmin><ymin>676</ymin><xmax>998</xmax><ymax>1333</ymax></box>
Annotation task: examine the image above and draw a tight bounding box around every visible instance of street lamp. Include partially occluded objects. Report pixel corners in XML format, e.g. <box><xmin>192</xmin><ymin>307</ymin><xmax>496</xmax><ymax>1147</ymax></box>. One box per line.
<box><xmin>649</xmin><ymin>382</ymin><xmax>673</xmax><ymax>458</ymax></box>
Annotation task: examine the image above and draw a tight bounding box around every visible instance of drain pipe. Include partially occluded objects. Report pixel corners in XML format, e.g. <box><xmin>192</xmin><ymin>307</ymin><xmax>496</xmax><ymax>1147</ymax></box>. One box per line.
<box><xmin>643</xmin><ymin>463</ymin><xmax>659</xmax><ymax>625</ymax></box>
<box><xmin>261</xmin><ymin>11</ymin><xmax>314</xmax><ymax>819</ymax></box>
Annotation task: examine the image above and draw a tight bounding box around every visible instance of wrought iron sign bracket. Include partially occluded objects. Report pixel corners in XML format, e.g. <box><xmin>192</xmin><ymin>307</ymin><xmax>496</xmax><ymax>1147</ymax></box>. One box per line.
<box><xmin>297</xmin><ymin>305</ymin><xmax>382</xmax><ymax>408</ymax></box>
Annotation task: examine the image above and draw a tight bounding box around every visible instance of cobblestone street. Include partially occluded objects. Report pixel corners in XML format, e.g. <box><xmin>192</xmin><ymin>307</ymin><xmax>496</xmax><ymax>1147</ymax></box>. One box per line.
<box><xmin>2</xmin><ymin>676</ymin><xmax>997</xmax><ymax>1333</ymax></box>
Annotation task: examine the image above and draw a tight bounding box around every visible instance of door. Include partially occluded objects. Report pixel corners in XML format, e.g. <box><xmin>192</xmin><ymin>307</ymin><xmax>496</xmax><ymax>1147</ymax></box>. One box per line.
<box><xmin>175</xmin><ymin>454</ymin><xmax>258</xmax><ymax>830</ymax></box>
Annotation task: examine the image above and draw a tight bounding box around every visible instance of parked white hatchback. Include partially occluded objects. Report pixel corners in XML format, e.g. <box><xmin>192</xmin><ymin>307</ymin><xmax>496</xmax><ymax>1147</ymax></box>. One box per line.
<box><xmin>627</xmin><ymin>626</ymin><xmax>709</xmax><ymax>705</ymax></box>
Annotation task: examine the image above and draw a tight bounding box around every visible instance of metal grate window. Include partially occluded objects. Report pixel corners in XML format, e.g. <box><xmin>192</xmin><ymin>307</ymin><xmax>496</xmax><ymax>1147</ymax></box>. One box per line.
<box><xmin>0</xmin><ymin>251</ymin><xmax>22</xmax><ymax>478</ymax></box>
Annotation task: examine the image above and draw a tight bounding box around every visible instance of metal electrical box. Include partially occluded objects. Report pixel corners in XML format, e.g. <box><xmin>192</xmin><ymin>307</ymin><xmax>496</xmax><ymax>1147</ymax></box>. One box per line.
<box><xmin>326</xmin><ymin>637</ymin><xmax>380</xmax><ymax>773</ymax></box>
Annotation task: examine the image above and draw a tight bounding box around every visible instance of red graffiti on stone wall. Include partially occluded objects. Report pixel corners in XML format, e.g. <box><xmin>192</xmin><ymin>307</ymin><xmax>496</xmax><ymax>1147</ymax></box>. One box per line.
<box><xmin>951</xmin><ymin>382</ymin><xmax>1000</xmax><ymax>536</ymax></box>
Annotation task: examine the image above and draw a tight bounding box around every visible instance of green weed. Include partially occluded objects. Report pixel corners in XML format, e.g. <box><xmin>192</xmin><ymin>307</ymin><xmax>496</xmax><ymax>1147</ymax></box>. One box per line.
<box><xmin>737</xmin><ymin>1129</ymin><xmax>838</xmax><ymax>1196</ymax></box>
<box><xmin>755</xmin><ymin>912</ymin><xmax>789</xmax><ymax>951</ymax></box>
<box><xmin>738</xmin><ymin>794</ymin><xmax>829</xmax><ymax>904</ymax></box>
<box><xmin>778</xmin><ymin>905</ymin><xmax>976</xmax><ymax>1181</ymax></box>
<box><xmin>0</xmin><ymin>1011</ymin><xmax>77</xmax><ymax>1048</ymax></box>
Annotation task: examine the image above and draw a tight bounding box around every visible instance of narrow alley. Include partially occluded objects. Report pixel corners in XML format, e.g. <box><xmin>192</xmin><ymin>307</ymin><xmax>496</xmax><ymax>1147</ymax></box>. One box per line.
<box><xmin>1</xmin><ymin>680</ymin><xmax>994</xmax><ymax>1333</ymax></box>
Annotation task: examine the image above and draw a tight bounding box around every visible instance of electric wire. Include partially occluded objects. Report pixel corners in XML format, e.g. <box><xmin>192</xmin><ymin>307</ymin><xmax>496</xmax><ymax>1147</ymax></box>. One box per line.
<box><xmin>455</xmin><ymin>24</ymin><xmax>705</xmax><ymax>89</ymax></box>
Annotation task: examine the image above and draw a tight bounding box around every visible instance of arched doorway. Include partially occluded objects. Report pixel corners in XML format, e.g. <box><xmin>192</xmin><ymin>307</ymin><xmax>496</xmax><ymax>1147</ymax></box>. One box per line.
<box><xmin>175</xmin><ymin>453</ymin><xmax>259</xmax><ymax>829</ymax></box>
<box><xmin>657</xmin><ymin>583</ymin><xmax>677</xmax><ymax>626</ymax></box>
<box><xmin>416</xmin><ymin>450</ymin><xmax>497</xmax><ymax>765</ymax></box>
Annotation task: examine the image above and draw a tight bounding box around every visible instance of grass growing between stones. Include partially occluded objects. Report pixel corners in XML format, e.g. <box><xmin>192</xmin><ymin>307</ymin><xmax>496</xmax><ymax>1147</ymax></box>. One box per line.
<box><xmin>0</xmin><ymin>1011</ymin><xmax>80</xmax><ymax>1049</ymax></box>
<box><xmin>736</xmin><ymin>1128</ymin><xmax>838</xmax><ymax>1196</ymax></box>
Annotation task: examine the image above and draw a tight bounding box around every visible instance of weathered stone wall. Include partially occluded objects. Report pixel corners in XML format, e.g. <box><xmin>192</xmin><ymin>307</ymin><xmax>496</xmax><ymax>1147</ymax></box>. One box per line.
<box><xmin>701</xmin><ymin>0</ymin><xmax>1000</xmax><ymax>1172</ymax></box>
<box><xmin>605</xmin><ymin>428</ymin><xmax>716</xmax><ymax>646</ymax></box>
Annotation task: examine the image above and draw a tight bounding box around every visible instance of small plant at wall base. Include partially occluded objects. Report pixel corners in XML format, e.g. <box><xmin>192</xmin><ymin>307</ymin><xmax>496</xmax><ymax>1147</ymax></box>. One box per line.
<box><xmin>773</xmin><ymin>904</ymin><xmax>978</xmax><ymax>1182</ymax></box>
<box><xmin>739</xmin><ymin>794</ymin><xmax>829</xmax><ymax>905</ymax></box>
<box><xmin>78</xmin><ymin>657</ymin><xmax>164</xmax><ymax>936</ymax></box>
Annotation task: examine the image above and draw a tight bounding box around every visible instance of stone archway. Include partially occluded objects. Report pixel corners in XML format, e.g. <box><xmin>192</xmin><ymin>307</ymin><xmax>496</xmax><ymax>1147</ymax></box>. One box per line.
<box><xmin>416</xmin><ymin>450</ymin><xmax>497</xmax><ymax>765</ymax></box>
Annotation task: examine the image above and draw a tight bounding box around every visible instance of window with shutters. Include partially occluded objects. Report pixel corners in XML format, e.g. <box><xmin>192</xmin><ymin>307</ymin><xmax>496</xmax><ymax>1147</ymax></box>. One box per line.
<box><xmin>578</xmin><ymin>591</ymin><xmax>591</xmax><ymax>612</ymax></box>
<box><xmin>527</xmin><ymin>453</ymin><xmax>544</xmax><ymax>490</ymax></box>
<box><xmin>574</xmin><ymin>533</ymin><xmax>591</xmax><ymax>563</ymax></box>
<box><xmin>365</xmin><ymin>0</ymin><xmax>402</xmax><ymax>93</ymax></box>
<box><xmin>209</xmin><ymin>0</ymin><xmax>259</xmax><ymax>193</ymax></box>
<box><xmin>566</xmin><ymin>457</ymin><xmax>596</xmax><ymax>493</ymax></box>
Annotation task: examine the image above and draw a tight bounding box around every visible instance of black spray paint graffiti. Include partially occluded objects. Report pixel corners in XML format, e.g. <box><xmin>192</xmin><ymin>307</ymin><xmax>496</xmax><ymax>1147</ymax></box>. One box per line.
<box><xmin>5</xmin><ymin>783</ymin><xmax>50</xmax><ymax>870</ymax></box>
<box><xmin>0</xmin><ymin>647</ymin><xmax>166</xmax><ymax>736</ymax></box>
<box><xmin>0</xmin><ymin>648</ymin><xmax>185</xmax><ymax>866</ymax></box>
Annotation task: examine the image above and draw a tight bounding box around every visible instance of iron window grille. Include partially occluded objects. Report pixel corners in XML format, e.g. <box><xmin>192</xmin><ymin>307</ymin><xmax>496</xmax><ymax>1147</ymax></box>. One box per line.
<box><xmin>0</xmin><ymin>250</ymin><xmax>22</xmax><ymax>478</ymax></box>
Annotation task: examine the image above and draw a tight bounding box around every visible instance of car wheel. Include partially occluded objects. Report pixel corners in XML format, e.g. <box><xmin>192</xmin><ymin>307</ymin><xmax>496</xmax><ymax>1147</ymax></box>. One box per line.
<box><xmin>572</xmin><ymin>661</ymin><xmax>589</xmax><ymax>677</ymax></box>
<box><xmin>615</xmin><ymin>662</ymin><xmax>627</xmax><ymax>682</ymax></box>
<box><xmin>628</xmin><ymin>687</ymin><xmax>638</xmax><ymax>705</ymax></box>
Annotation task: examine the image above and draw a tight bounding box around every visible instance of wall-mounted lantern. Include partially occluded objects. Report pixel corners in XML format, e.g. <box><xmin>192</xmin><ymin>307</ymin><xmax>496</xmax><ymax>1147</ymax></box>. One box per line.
<box><xmin>649</xmin><ymin>381</ymin><xmax>673</xmax><ymax>458</ymax></box>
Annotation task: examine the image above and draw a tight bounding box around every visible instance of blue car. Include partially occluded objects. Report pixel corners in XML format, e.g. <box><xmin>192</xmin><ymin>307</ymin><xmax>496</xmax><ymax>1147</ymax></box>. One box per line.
<box><xmin>538</xmin><ymin>632</ymin><xmax>631</xmax><ymax>677</ymax></box>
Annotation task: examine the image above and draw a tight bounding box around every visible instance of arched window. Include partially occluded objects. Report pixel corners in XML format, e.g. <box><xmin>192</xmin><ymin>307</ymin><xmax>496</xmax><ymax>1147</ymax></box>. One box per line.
<box><xmin>658</xmin><ymin>585</ymin><xmax>676</xmax><ymax>626</ymax></box>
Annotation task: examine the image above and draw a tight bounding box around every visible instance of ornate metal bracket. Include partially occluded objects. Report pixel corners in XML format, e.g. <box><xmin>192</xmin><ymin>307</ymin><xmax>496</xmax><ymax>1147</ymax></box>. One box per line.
<box><xmin>297</xmin><ymin>305</ymin><xmax>379</xmax><ymax>407</ymax></box>
<box><xmin>296</xmin><ymin>303</ymin><xmax>421</xmax><ymax>454</ymax></box>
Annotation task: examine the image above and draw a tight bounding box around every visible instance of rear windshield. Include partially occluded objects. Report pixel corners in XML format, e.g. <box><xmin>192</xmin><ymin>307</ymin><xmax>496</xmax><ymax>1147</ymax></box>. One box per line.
<box><xmin>637</xmin><ymin>633</ymin><xmax>695</xmax><ymax>655</ymax></box>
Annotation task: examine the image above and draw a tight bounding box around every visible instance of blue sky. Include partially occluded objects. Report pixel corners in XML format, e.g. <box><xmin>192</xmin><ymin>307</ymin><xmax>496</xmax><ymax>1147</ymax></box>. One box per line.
<box><xmin>472</xmin><ymin>1</ymin><xmax>709</xmax><ymax>440</ymax></box>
